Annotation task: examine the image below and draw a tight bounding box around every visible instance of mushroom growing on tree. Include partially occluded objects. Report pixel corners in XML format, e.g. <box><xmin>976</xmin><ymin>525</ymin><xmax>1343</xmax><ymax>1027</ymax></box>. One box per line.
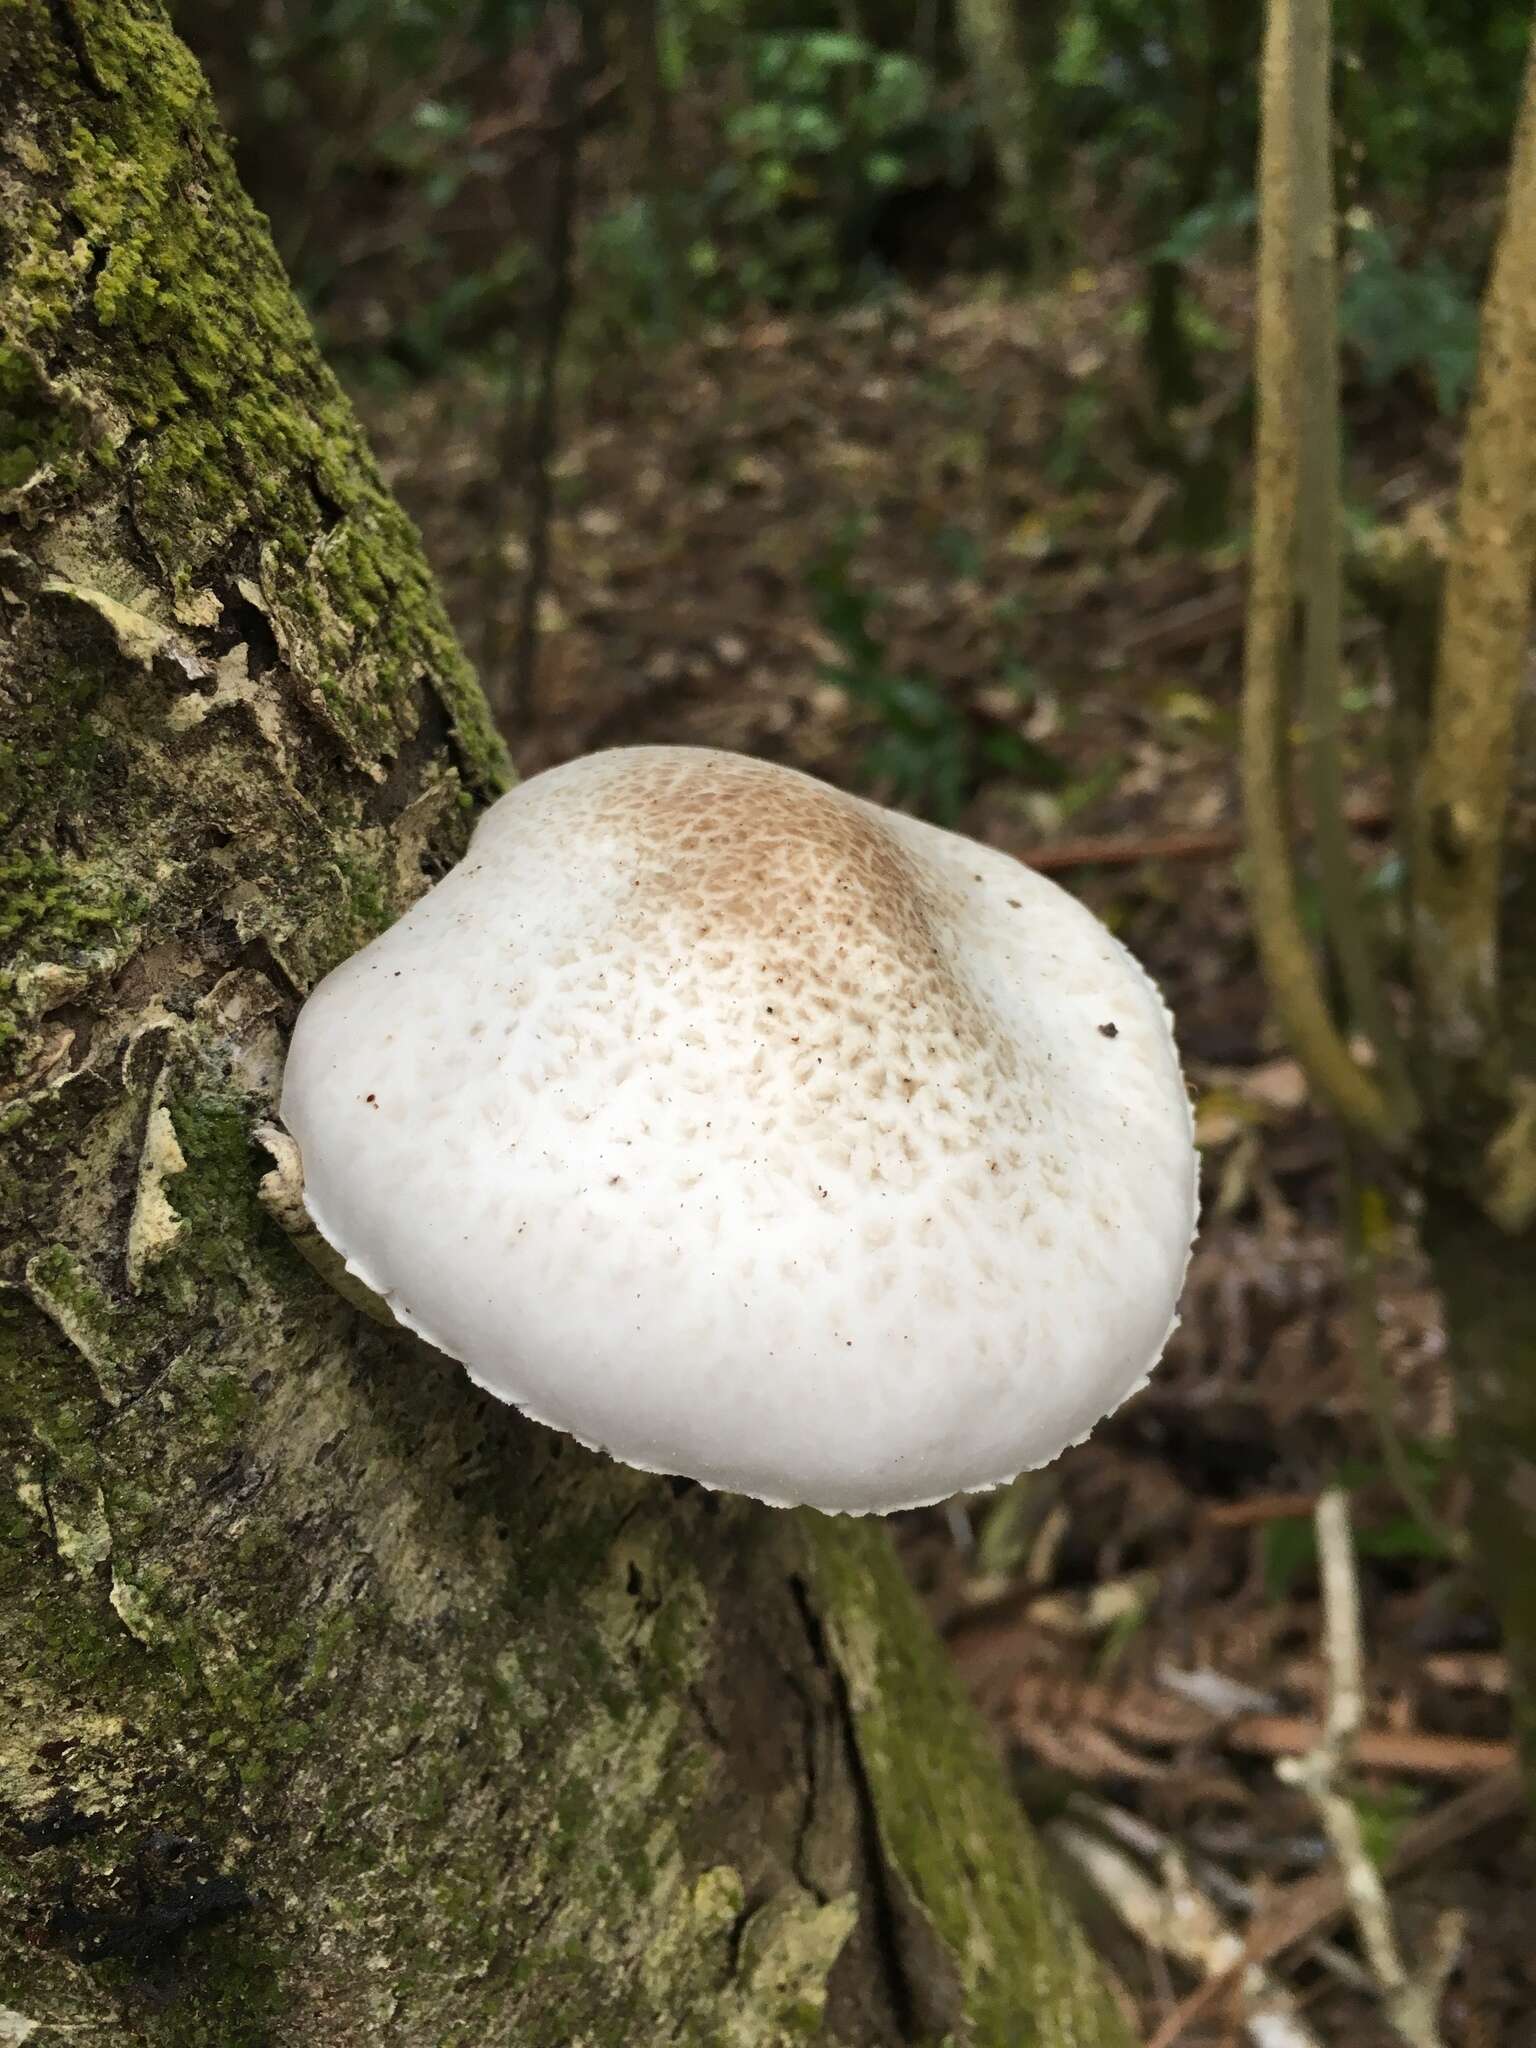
<box><xmin>280</xmin><ymin>746</ymin><xmax>1198</xmax><ymax>1513</ymax></box>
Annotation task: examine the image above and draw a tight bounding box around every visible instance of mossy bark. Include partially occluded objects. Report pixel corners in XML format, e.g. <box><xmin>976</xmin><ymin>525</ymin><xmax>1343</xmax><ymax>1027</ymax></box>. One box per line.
<box><xmin>0</xmin><ymin>6</ymin><xmax>1132</xmax><ymax>2041</ymax></box>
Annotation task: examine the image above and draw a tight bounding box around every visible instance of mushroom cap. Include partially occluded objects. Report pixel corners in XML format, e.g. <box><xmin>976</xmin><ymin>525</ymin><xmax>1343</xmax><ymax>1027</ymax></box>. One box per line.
<box><xmin>281</xmin><ymin>746</ymin><xmax>1198</xmax><ymax>1513</ymax></box>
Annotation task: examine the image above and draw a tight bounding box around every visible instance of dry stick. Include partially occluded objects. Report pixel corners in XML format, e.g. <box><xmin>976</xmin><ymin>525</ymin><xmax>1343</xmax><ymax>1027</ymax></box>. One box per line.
<box><xmin>1276</xmin><ymin>1490</ymin><xmax>1464</xmax><ymax>2048</ymax></box>
<box><xmin>1244</xmin><ymin>1766</ymin><xmax>1521</xmax><ymax>1971</ymax></box>
<box><xmin>1204</xmin><ymin>1491</ymin><xmax>1324</xmax><ymax>1528</ymax></box>
<box><xmin>1290</xmin><ymin>0</ymin><xmax>1415</xmax><ymax>1126</ymax></box>
<box><xmin>1145</xmin><ymin>1766</ymin><xmax>1524</xmax><ymax>2048</ymax></box>
<box><xmin>1067</xmin><ymin>1794</ymin><xmax>1373</xmax><ymax>1995</ymax></box>
<box><xmin>1048</xmin><ymin>1813</ymin><xmax>1326</xmax><ymax>2048</ymax></box>
<box><xmin>1414</xmin><ymin>27</ymin><xmax>1536</xmax><ymax>1066</ymax></box>
<box><xmin>1118</xmin><ymin>583</ymin><xmax>1246</xmax><ymax>655</ymax></box>
<box><xmin>1243</xmin><ymin>0</ymin><xmax>1402</xmax><ymax>1148</ymax></box>
<box><xmin>1224</xmin><ymin>1718</ymin><xmax>1515</xmax><ymax>1779</ymax></box>
<box><xmin>1022</xmin><ymin>795</ymin><xmax>1393</xmax><ymax>876</ymax></box>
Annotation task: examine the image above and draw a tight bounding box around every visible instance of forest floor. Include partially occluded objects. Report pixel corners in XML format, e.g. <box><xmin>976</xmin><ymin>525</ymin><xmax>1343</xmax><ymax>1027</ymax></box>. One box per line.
<box><xmin>357</xmin><ymin>263</ymin><xmax>1532</xmax><ymax>2048</ymax></box>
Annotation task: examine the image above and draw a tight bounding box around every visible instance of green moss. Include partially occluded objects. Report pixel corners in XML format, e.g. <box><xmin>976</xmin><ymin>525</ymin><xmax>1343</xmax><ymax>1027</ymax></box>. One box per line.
<box><xmin>0</xmin><ymin>626</ymin><xmax>142</xmax><ymax>1070</ymax></box>
<box><xmin>333</xmin><ymin>848</ymin><xmax>393</xmax><ymax>941</ymax></box>
<box><xmin>0</xmin><ymin>845</ymin><xmax>143</xmax><ymax>1074</ymax></box>
<box><xmin>555</xmin><ymin>1777</ymin><xmax>598</xmax><ymax>1843</ymax></box>
<box><xmin>203</xmin><ymin>1370</ymin><xmax>256</xmax><ymax>1440</ymax></box>
<box><xmin>4</xmin><ymin>0</ymin><xmax>510</xmax><ymax>796</ymax></box>
<box><xmin>803</xmin><ymin>1513</ymin><xmax>1134</xmax><ymax>2047</ymax></box>
<box><xmin>0</xmin><ymin>845</ymin><xmax>140</xmax><ymax>949</ymax></box>
<box><xmin>0</xmin><ymin>1333</ymin><xmax>137</xmax><ymax>1707</ymax></box>
<box><xmin>87</xmin><ymin>1917</ymin><xmax>289</xmax><ymax>2048</ymax></box>
<box><xmin>23</xmin><ymin>1245</ymin><xmax>125</xmax><ymax>1392</ymax></box>
<box><xmin>0</xmin><ymin>600</ymin><xmax>120</xmax><ymax>826</ymax></box>
<box><xmin>163</xmin><ymin>1088</ymin><xmax>291</xmax><ymax>1294</ymax></box>
<box><xmin>0</xmin><ymin>342</ymin><xmax>82</xmax><ymax>489</ymax></box>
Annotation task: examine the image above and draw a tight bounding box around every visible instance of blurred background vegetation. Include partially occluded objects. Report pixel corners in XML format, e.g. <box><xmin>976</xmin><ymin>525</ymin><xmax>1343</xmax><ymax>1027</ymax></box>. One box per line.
<box><xmin>175</xmin><ymin>6</ymin><xmax>1536</xmax><ymax>2040</ymax></box>
<box><xmin>189</xmin><ymin>0</ymin><xmax>1521</xmax><ymax>385</ymax></box>
<box><xmin>177</xmin><ymin>0</ymin><xmax>1529</xmax><ymax>759</ymax></box>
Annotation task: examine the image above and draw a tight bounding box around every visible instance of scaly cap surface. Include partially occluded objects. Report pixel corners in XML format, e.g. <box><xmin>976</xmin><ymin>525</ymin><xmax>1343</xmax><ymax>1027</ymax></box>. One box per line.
<box><xmin>281</xmin><ymin>747</ymin><xmax>1199</xmax><ymax>1511</ymax></box>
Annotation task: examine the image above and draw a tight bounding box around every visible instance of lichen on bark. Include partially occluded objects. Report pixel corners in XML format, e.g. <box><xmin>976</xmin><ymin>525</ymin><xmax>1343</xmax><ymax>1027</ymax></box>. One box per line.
<box><xmin>1</xmin><ymin>5</ymin><xmax>1133</xmax><ymax>2040</ymax></box>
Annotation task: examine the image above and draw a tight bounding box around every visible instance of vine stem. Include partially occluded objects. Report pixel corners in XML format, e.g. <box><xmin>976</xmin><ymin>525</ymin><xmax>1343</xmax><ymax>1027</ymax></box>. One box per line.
<box><xmin>1290</xmin><ymin>0</ymin><xmax>1415</xmax><ymax>1126</ymax></box>
<box><xmin>1242</xmin><ymin>0</ymin><xmax>1405</xmax><ymax>1149</ymax></box>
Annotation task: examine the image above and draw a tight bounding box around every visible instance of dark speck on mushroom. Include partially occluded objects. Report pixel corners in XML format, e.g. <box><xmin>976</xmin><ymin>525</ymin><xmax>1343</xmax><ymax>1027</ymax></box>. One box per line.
<box><xmin>1099</xmin><ymin>1022</ymin><xmax>1119</xmax><ymax>1039</ymax></box>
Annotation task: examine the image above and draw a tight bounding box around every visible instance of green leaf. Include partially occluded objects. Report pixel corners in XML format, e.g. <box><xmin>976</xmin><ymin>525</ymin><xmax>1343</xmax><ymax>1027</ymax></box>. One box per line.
<box><xmin>1262</xmin><ymin>1516</ymin><xmax>1318</xmax><ymax>1602</ymax></box>
<box><xmin>981</xmin><ymin>730</ymin><xmax>1070</xmax><ymax>789</ymax></box>
<box><xmin>933</xmin><ymin>524</ymin><xmax>985</xmax><ymax>577</ymax></box>
<box><xmin>1340</xmin><ymin>227</ymin><xmax>1479</xmax><ymax>417</ymax></box>
<box><xmin>1352</xmin><ymin>1783</ymin><xmax>1421</xmax><ymax>1872</ymax></box>
<box><xmin>1155</xmin><ymin>194</ymin><xmax>1256</xmax><ymax>265</ymax></box>
<box><xmin>1359</xmin><ymin>1514</ymin><xmax>1453</xmax><ymax>1564</ymax></box>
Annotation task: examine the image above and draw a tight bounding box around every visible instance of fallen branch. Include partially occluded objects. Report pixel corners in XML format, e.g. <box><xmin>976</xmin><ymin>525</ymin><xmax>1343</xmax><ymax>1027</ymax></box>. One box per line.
<box><xmin>1244</xmin><ymin>1764</ymin><xmax>1520</xmax><ymax>1971</ymax></box>
<box><xmin>1203</xmin><ymin>1491</ymin><xmax>1322</xmax><ymax>1529</ymax></box>
<box><xmin>1118</xmin><ymin>585</ymin><xmax>1246</xmax><ymax>658</ymax></box>
<box><xmin>1021</xmin><ymin>795</ymin><xmax>1390</xmax><ymax>876</ymax></box>
<box><xmin>1048</xmin><ymin>1810</ymin><xmax>1325</xmax><ymax>2048</ymax></box>
<box><xmin>1069</xmin><ymin>1793</ymin><xmax>1370</xmax><ymax>1994</ymax></box>
<box><xmin>1146</xmin><ymin>1765</ymin><xmax>1523</xmax><ymax>2048</ymax></box>
<box><xmin>1224</xmin><ymin>1716</ymin><xmax>1515</xmax><ymax>1779</ymax></box>
<box><xmin>1275</xmin><ymin>1489</ymin><xmax>1462</xmax><ymax>2048</ymax></box>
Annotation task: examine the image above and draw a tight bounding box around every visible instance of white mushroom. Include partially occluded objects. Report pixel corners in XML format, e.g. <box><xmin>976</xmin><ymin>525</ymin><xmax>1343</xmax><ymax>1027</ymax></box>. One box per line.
<box><xmin>280</xmin><ymin>746</ymin><xmax>1198</xmax><ymax>1513</ymax></box>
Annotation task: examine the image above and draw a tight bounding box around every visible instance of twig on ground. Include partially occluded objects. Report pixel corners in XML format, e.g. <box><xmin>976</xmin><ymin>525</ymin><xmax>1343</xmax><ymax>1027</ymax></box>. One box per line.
<box><xmin>1203</xmin><ymin>1491</ymin><xmax>1323</xmax><ymax>1529</ymax></box>
<box><xmin>1118</xmin><ymin>584</ymin><xmax>1246</xmax><ymax>656</ymax></box>
<box><xmin>1049</xmin><ymin>1810</ymin><xmax>1325</xmax><ymax>2048</ymax></box>
<box><xmin>1144</xmin><ymin>1766</ymin><xmax>1522</xmax><ymax>2048</ymax></box>
<box><xmin>1275</xmin><ymin>1489</ymin><xmax>1464</xmax><ymax>2048</ymax></box>
<box><xmin>1224</xmin><ymin>1718</ymin><xmax>1515</xmax><ymax>1778</ymax></box>
<box><xmin>1246</xmin><ymin>1765</ymin><xmax>1520</xmax><ymax>1972</ymax></box>
<box><xmin>1068</xmin><ymin>1794</ymin><xmax>1371</xmax><ymax>1994</ymax></box>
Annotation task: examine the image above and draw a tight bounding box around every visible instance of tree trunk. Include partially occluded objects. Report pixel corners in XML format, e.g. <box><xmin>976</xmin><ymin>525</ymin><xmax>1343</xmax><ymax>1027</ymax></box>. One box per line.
<box><xmin>0</xmin><ymin>6</ymin><xmax>1131</xmax><ymax>2040</ymax></box>
<box><xmin>1416</xmin><ymin>834</ymin><xmax>1536</xmax><ymax>1798</ymax></box>
<box><xmin>1410</xmin><ymin>24</ymin><xmax>1536</xmax><ymax>1802</ymax></box>
<box><xmin>1421</xmin><ymin>1193</ymin><xmax>1536</xmax><ymax>1779</ymax></box>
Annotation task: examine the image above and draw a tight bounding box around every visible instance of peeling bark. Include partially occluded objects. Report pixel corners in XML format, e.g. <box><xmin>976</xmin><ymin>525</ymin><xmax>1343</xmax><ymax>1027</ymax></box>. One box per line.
<box><xmin>0</xmin><ymin>5</ymin><xmax>1131</xmax><ymax>2040</ymax></box>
